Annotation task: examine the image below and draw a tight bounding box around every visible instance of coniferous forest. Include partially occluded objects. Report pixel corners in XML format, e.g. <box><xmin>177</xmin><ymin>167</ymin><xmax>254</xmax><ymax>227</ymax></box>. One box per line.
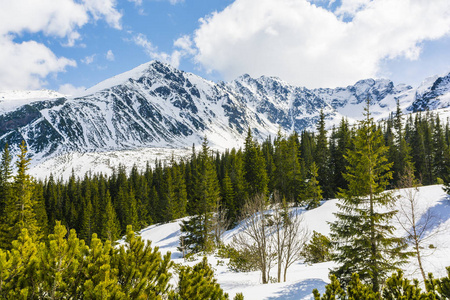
<box><xmin>1</xmin><ymin>103</ymin><xmax>450</xmax><ymax>298</ymax></box>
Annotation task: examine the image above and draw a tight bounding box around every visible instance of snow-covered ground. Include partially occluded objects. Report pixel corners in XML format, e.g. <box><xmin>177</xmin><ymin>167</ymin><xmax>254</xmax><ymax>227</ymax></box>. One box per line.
<box><xmin>136</xmin><ymin>185</ymin><xmax>450</xmax><ymax>299</ymax></box>
<box><xmin>29</xmin><ymin>147</ymin><xmax>192</xmax><ymax>180</ymax></box>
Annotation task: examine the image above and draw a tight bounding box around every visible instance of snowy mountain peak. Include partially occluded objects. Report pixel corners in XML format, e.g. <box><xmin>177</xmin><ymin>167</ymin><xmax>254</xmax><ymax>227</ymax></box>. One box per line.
<box><xmin>411</xmin><ymin>71</ymin><xmax>450</xmax><ymax>111</ymax></box>
<box><xmin>80</xmin><ymin>60</ymin><xmax>181</xmax><ymax>97</ymax></box>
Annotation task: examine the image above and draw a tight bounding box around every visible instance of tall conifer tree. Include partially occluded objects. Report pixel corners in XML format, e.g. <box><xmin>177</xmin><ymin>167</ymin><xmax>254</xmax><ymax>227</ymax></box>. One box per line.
<box><xmin>330</xmin><ymin>101</ymin><xmax>410</xmax><ymax>292</ymax></box>
<box><xmin>0</xmin><ymin>144</ymin><xmax>12</xmax><ymax>220</ymax></box>
<box><xmin>314</xmin><ymin>110</ymin><xmax>331</xmax><ymax>198</ymax></box>
<box><xmin>0</xmin><ymin>144</ymin><xmax>13</xmax><ymax>248</ymax></box>
<box><xmin>197</xmin><ymin>137</ymin><xmax>221</xmax><ymax>251</ymax></box>
<box><xmin>243</xmin><ymin>128</ymin><xmax>268</xmax><ymax>198</ymax></box>
<box><xmin>301</xmin><ymin>162</ymin><xmax>323</xmax><ymax>210</ymax></box>
<box><xmin>101</xmin><ymin>191</ymin><xmax>121</xmax><ymax>242</ymax></box>
<box><xmin>171</xmin><ymin>159</ymin><xmax>187</xmax><ymax>219</ymax></box>
<box><xmin>221</xmin><ymin>171</ymin><xmax>235</xmax><ymax>225</ymax></box>
<box><xmin>229</xmin><ymin>148</ymin><xmax>247</xmax><ymax>218</ymax></box>
<box><xmin>432</xmin><ymin>115</ymin><xmax>450</xmax><ymax>182</ymax></box>
<box><xmin>393</xmin><ymin>100</ymin><xmax>413</xmax><ymax>184</ymax></box>
<box><xmin>2</xmin><ymin>141</ymin><xmax>40</xmax><ymax>247</ymax></box>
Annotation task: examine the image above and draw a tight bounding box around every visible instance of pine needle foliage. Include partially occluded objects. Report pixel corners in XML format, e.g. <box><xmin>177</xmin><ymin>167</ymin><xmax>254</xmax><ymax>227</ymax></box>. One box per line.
<box><xmin>175</xmin><ymin>257</ymin><xmax>229</xmax><ymax>300</ymax></box>
<box><xmin>330</xmin><ymin>101</ymin><xmax>411</xmax><ymax>292</ymax></box>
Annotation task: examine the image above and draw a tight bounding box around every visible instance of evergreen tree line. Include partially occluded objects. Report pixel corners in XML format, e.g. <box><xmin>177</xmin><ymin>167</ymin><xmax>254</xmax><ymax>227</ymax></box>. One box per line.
<box><xmin>1</xmin><ymin>107</ymin><xmax>450</xmax><ymax>248</ymax></box>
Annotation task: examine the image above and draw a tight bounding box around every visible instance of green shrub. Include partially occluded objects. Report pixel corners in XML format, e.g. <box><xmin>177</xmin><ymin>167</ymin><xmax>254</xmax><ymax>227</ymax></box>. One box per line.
<box><xmin>176</xmin><ymin>257</ymin><xmax>229</xmax><ymax>300</ymax></box>
<box><xmin>302</xmin><ymin>231</ymin><xmax>332</xmax><ymax>264</ymax></box>
<box><xmin>218</xmin><ymin>244</ymin><xmax>258</xmax><ymax>272</ymax></box>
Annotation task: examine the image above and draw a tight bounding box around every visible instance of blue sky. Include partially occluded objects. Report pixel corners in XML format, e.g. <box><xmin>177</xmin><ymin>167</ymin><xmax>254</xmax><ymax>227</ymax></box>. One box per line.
<box><xmin>1</xmin><ymin>0</ymin><xmax>450</xmax><ymax>94</ymax></box>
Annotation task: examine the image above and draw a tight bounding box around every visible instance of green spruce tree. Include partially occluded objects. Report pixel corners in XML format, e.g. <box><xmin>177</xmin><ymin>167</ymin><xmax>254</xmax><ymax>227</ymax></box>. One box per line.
<box><xmin>2</xmin><ymin>141</ymin><xmax>40</xmax><ymax>248</ymax></box>
<box><xmin>301</xmin><ymin>162</ymin><xmax>323</xmax><ymax>210</ymax></box>
<box><xmin>314</xmin><ymin>110</ymin><xmax>331</xmax><ymax>198</ymax></box>
<box><xmin>221</xmin><ymin>171</ymin><xmax>235</xmax><ymax>226</ymax></box>
<box><xmin>171</xmin><ymin>160</ymin><xmax>188</xmax><ymax>220</ymax></box>
<box><xmin>197</xmin><ymin>137</ymin><xmax>221</xmax><ymax>251</ymax></box>
<box><xmin>0</xmin><ymin>144</ymin><xmax>12</xmax><ymax>221</ymax></box>
<box><xmin>100</xmin><ymin>191</ymin><xmax>121</xmax><ymax>243</ymax></box>
<box><xmin>243</xmin><ymin>128</ymin><xmax>268</xmax><ymax>198</ymax></box>
<box><xmin>330</xmin><ymin>101</ymin><xmax>410</xmax><ymax>292</ymax></box>
<box><xmin>0</xmin><ymin>143</ymin><xmax>13</xmax><ymax>249</ymax></box>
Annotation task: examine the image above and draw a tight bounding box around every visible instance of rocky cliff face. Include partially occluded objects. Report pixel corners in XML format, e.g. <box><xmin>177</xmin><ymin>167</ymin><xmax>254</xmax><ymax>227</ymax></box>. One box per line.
<box><xmin>0</xmin><ymin>61</ymin><xmax>449</xmax><ymax>163</ymax></box>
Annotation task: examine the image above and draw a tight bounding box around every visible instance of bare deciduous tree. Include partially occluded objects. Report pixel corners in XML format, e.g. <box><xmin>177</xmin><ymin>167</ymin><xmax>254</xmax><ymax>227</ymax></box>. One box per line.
<box><xmin>272</xmin><ymin>192</ymin><xmax>287</xmax><ymax>283</ymax></box>
<box><xmin>232</xmin><ymin>193</ymin><xmax>275</xmax><ymax>284</ymax></box>
<box><xmin>272</xmin><ymin>192</ymin><xmax>309</xmax><ymax>282</ymax></box>
<box><xmin>281</xmin><ymin>205</ymin><xmax>309</xmax><ymax>282</ymax></box>
<box><xmin>233</xmin><ymin>192</ymin><xmax>309</xmax><ymax>284</ymax></box>
<box><xmin>396</xmin><ymin>166</ymin><xmax>441</xmax><ymax>283</ymax></box>
<box><xmin>211</xmin><ymin>201</ymin><xmax>230</xmax><ymax>247</ymax></box>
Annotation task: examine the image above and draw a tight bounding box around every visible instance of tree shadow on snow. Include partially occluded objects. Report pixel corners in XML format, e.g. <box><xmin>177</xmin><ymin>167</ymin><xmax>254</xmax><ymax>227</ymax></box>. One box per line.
<box><xmin>265</xmin><ymin>278</ymin><xmax>327</xmax><ymax>300</ymax></box>
<box><xmin>416</xmin><ymin>193</ymin><xmax>450</xmax><ymax>237</ymax></box>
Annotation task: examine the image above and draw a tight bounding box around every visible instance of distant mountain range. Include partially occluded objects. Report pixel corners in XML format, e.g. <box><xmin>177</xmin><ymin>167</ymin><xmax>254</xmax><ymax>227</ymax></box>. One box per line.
<box><xmin>1</xmin><ymin>61</ymin><xmax>450</xmax><ymax>168</ymax></box>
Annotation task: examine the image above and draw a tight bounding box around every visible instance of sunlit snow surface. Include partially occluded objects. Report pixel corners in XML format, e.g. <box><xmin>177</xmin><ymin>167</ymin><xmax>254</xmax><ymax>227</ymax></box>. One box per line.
<box><xmin>29</xmin><ymin>147</ymin><xmax>192</xmax><ymax>180</ymax></box>
<box><xmin>0</xmin><ymin>89</ymin><xmax>65</xmax><ymax>113</ymax></box>
<box><xmin>135</xmin><ymin>185</ymin><xmax>450</xmax><ymax>300</ymax></box>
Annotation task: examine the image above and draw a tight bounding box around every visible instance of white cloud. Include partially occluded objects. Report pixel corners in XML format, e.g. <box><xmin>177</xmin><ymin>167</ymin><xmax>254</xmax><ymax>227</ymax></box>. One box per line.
<box><xmin>106</xmin><ymin>50</ymin><xmax>115</xmax><ymax>61</ymax></box>
<box><xmin>132</xmin><ymin>33</ymin><xmax>182</xmax><ymax>67</ymax></box>
<box><xmin>0</xmin><ymin>0</ymin><xmax>122</xmax><ymax>90</ymax></box>
<box><xmin>174</xmin><ymin>35</ymin><xmax>197</xmax><ymax>56</ymax></box>
<box><xmin>58</xmin><ymin>83</ymin><xmax>87</xmax><ymax>96</ymax></box>
<box><xmin>335</xmin><ymin>0</ymin><xmax>372</xmax><ymax>17</ymax></box>
<box><xmin>82</xmin><ymin>54</ymin><xmax>96</xmax><ymax>65</ymax></box>
<box><xmin>83</xmin><ymin>0</ymin><xmax>122</xmax><ymax>30</ymax></box>
<box><xmin>192</xmin><ymin>0</ymin><xmax>450</xmax><ymax>88</ymax></box>
<box><xmin>0</xmin><ymin>0</ymin><xmax>88</xmax><ymax>38</ymax></box>
<box><xmin>0</xmin><ymin>37</ymin><xmax>76</xmax><ymax>90</ymax></box>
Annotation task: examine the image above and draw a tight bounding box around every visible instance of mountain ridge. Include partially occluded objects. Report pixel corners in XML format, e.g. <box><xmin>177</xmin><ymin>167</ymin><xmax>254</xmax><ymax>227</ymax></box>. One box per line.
<box><xmin>1</xmin><ymin>60</ymin><xmax>450</xmax><ymax>168</ymax></box>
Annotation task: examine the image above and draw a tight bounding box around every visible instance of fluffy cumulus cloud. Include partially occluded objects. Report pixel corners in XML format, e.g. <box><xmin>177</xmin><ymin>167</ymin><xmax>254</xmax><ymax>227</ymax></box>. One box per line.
<box><xmin>192</xmin><ymin>0</ymin><xmax>450</xmax><ymax>88</ymax></box>
<box><xmin>0</xmin><ymin>37</ymin><xmax>77</xmax><ymax>90</ymax></box>
<box><xmin>0</xmin><ymin>0</ymin><xmax>122</xmax><ymax>90</ymax></box>
<box><xmin>83</xmin><ymin>0</ymin><xmax>122</xmax><ymax>30</ymax></box>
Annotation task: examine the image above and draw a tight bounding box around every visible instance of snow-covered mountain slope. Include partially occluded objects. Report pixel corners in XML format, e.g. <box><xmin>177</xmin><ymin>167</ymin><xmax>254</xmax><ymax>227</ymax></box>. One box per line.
<box><xmin>0</xmin><ymin>89</ymin><xmax>65</xmax><ymax>114</ymax></box>
<box><xmin>411</xmin><ymin>73</ymin><xmax>450</xmax><ymax>112</ymax></box>
<box><xmin>28</xmin><ymin>147</ymin><xmax>191</xmax><ymax>180</ymax></box>
<box><xmin>1</xmin><ymin>61</ymin><xmax>450</xmax><ymax>178</ymax></box>
<box><xmin>137</xmin><ymin>185</ymin><xmax>450</xmax><ymax>300</ymax></box>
